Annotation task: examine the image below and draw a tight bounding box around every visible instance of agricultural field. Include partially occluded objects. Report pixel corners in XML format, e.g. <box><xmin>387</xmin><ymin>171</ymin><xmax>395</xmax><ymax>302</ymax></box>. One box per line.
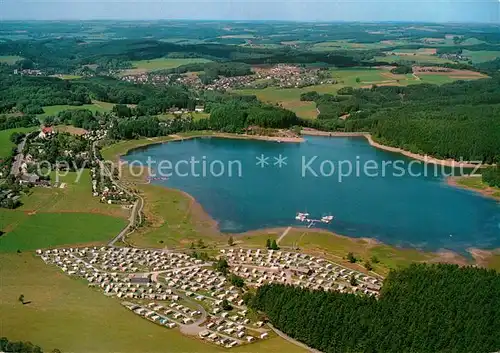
<box><xmin>236</xmin><ymin>67</ymin><xmax>419</xmax><ymax>119</ymax></box>
<box><xmin>236</xmin><ymin>66</ymin><xmax>485</xmax><ymax>118</ymax></box>
<box><xmin>0</xmin><ymin>253</ymin><xmax>307</xmax><ymax>353</ymax></box>
<box><xmin>122</xmin><ymin>58</ymin><xmax>212</xmax><ymax>75</ymax></box>
<box><xmin>462</xmin><ymin>50</ymin><xmax>500</xmax><ymax>63</ymax></box>
<box><xmin>0</xmin><ymin>127</ymin><xmax>37</xmax><ymax>158</ymax></box>
<box><xmin>310</xmin><ymin>40</ymin><xmax>390</xmax><ymax>51</ymax></box>
<box><xmin>0</xmin><ymin>170</ymin><xmax>129</xmax><ymax>252</ymax></box>
<box><xmin>0</xmin><ymin>55</ymin><xmax>23</xmax><ymax>64</ymax></box>
<box><xmin>375</xmin><ymin>52</ymin><xmax>454</xmax><ymax>64</ymax></box>
<box><xmin>157</xmin><ymin>112</ymin><xmax>210</xmax><ymax>121</ymax></box>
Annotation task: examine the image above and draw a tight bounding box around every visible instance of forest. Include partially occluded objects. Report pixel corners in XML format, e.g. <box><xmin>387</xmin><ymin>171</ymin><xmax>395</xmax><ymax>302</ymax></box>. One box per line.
<box><xmin>250</xmin><ymin>264</ymin><xmax>500</xmax><ymax>353</ymax></box>
<box><xmin>304</xmin><ymin>78</ymin><xmax>500</xmax><ymax>164</ymax></box>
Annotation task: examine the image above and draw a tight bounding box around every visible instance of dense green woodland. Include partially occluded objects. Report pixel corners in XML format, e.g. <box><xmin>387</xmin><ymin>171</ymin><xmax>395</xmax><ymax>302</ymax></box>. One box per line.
<box><xmin>251</xmin><ymin>264</ymin><xmax>500</xmax><ymax>353</ymax></box>
<box><xmin>305</xmin><ymin>78</ymin><xmax>500</xmax><ymax>163</ymax></box>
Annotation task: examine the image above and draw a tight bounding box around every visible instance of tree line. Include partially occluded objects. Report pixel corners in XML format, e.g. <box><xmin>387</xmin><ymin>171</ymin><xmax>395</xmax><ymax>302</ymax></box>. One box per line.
<box><xmin>250</xmin><ymin>263</ymin><xmax>500</xmax><ymax>353</ymax></box>
<box><xmin>0</xmin><ymin>337</ymin><xmax>61</xmax><ymax>353</ymax></box>
<box><xmin>301</xmin><ymin>78</ymin><xmax>500</xmax><ymax>163</ymax></box>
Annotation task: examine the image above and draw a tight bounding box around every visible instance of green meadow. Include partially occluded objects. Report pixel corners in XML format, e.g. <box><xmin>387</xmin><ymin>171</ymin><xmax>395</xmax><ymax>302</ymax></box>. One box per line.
<box><xmin>462</xmin><ymin>50</ymin><xmax>500</xmax><ymax>63</ymax></box>
<box><xmin>236</xmin><ymin>67</ymin><xmax>418</xmax><ymax>118</ymax></box>
<box><xmin>0</xmin><ymin>127</ymin><xmax>37</xmax><ymax>158</ymax></box>
<box><xmin>0</xmin><ymin>211</ymin><xmax>126</xmax><ymax>252</ymax></box>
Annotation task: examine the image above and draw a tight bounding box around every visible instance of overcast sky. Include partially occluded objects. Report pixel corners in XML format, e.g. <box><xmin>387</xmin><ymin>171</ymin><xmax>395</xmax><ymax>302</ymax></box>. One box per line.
<box><xmin>1</xmin><ymin>0</ymin><xmax>499</xmax><ymax>22</ymax></box>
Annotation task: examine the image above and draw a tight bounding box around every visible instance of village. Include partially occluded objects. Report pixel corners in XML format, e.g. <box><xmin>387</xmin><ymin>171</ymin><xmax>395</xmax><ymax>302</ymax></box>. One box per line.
<box><xmin>120</xmin><ymin>64</ymin><xmax>336</xmax><ymax>90</ymax></box>
<box><xmin>36</xmin><ymin>245</ymin><xmax>382</xmax><ymax>349</ymax></box>
<box><xmin>1</xmin><ymin>125</ymin><xmax>132</xmax><ymax>209</ymax></box>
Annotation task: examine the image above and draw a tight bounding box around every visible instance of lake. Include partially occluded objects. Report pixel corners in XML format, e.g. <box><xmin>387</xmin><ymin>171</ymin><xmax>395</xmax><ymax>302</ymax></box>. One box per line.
<box><xmin>123</xmin><ymin>136</ymin><xmax>500</xmax><ymax>252</ymax></box>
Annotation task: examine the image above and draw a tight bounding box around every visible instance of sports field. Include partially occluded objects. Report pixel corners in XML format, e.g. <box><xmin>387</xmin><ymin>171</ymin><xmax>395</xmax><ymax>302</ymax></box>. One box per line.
<box><xmin>0</xmin><ymin>127</ymin><xmax>37</xmax><ymax>157</ymax></box>
<box><xmin>0</xmin><ymin>253</ymin><xmax>307</xmax><ymax>353</ymax></box>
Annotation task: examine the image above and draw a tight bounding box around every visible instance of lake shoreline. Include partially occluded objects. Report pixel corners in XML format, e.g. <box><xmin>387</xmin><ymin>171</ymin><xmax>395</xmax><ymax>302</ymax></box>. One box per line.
<box><xmin>447</xmin><ymin>176</ymin><xmax>500</xmax><ymax>201</ymax></box>
<box><xmin>108</xmin><ymin>132</ymin><xmax>498</xmax><ymax>271</ymax></box>
<box><xmin>301</xmin><ymin>129</ymin><xmax>483</xmax><ymax>168</ymax></box>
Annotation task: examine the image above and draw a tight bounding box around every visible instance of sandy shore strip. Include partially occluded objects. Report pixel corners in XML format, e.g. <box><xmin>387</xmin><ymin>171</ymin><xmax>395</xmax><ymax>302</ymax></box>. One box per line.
<box><xmin>447</xmin><ymin>176</ymin><xmax>500</xmax><ymax>201</ymax></box>
<box><xmin>301</xmin><ymin>129</ymin><xmax>484</xmax><ymax>168</ymax></box>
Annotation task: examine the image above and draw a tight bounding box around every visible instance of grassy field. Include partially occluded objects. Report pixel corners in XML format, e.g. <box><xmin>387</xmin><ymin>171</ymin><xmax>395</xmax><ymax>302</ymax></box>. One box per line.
<box><xmin>0</xmin><ymin>127</ymin><xmax>37</xmax><ymax>158</ymax></box>
<box><xmin>40</xmin><ymin>103</ymin><xmax>111</xmax><ymax>117</ymax></box>
<box><xmin>0</xmin><ymin>55</ymin><xmax>23</xmax><ymax>64</ymax></box>
<box><xmin>0</xmin><ymin>211</ymin><xmax>126</xmax><ymax>252</ymax></box>
<box><xmin>462</xmin><ymin>50</ymin><xmax>500</xmax><ymax>63</ymax></box>
<box><xmin>122</xmin><ymin>58</ymin><xmax>212</xmax><ymax>75</ymax></box>
<box><xmin>0</xmin><ymin>169</ymin><xmax>129</xmax><ymax>252</ymax></box>
<box><xmin>19</xmin><ymin>170</ymin><xmax>129</xmax><ymax>218</ymax></box>
<box><xmin>0</xmin><ymin>253</ymin><xmax>306</xmax><ymax>353</ymax></box>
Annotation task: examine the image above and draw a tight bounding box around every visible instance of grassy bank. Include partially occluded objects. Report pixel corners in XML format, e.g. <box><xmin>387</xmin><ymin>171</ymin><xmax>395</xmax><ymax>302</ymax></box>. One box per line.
<box><xmin>100</xmin><ymin>134</ymin><xmax>483</xmax><ymax>276</ymax></box>
<box><xmin>449</xmin><ymin>176</ymin><xmax>500</xmax><ymax>200</ymax></box>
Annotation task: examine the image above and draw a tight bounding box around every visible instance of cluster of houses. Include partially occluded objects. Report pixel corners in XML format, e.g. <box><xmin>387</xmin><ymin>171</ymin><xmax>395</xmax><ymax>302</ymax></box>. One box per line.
<box><xmin>121</xmin><ymin>64</ymin><xmax>335</xmax><ymax>91</ymax></box>
<box><xmin>91</xmin><ymin>166</ymin><xmax>131</xmax><ymax>205</ymax></box>
<box><xmin>13</xmin><ymin>68</ymin><xmax>44</xmax><ymax>76</ymax></box>
<box><xmin>83</xmin><ymin>129</ymin><xmax>107</xmax><ymax>142</ymax></box>
<box><xmin>36</xmin><ymin>246</ymin><xmax>383</xmax><ymax>348</ymax></box>
<box><xmin>121</xmin><ymin>73</ymin><xmax>173</xmax><ymax>85</ymax></box>
<box><xmin>412</xmin><ymin>66</ymin><xmax>453</xmax><ymax>73</ymax></box>
<box><xmin>36</xmin><ymin>246</ymin><xmax>272</xmax><ymax>348</ymax></box>
<box><xmin>221</xmin><ymin>248</ymin><xmax>382</xmax><ymax>296</ymax></box>
<box><xmin>0</xmin><ymin>188</ymin><xmax>21</xmax><ymax>208</ymax></box>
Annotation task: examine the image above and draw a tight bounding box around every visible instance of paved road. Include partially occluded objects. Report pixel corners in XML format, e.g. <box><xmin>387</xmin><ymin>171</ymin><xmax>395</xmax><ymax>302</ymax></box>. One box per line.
<box><xmin>10</xmin><ymin>137</ymin><xmax>27</xmax><ymax>176</ymax></box>
<box><xmin>277</xmin><ymin>226</ymin><xmax>292</xmax><ymax>244</ymax></box>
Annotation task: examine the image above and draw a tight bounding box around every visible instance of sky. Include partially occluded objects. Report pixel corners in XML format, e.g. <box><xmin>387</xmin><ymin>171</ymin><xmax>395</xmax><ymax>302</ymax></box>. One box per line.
<box><xmin>0</xmin><ymin>0</ymin><xmax>499</xmax><ymax>22</ymax></box>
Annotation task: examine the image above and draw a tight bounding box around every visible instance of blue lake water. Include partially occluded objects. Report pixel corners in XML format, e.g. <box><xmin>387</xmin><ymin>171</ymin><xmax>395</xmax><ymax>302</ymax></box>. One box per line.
<box><xmin>123</xmin><ymin>136</ymin><xmax>500</xmax><ymax>252</ymax></box>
